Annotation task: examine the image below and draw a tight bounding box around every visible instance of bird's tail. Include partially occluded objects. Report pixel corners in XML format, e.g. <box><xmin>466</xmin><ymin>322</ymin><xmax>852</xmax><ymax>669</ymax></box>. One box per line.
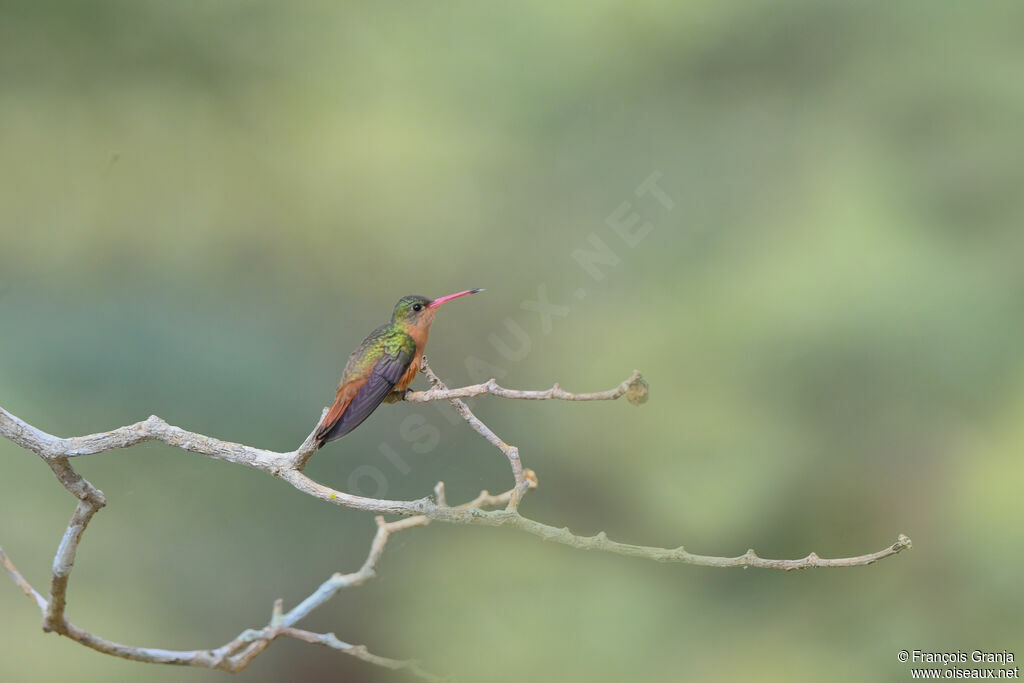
<box><xmin>312</xmin><ymin>391</ymin><xmax>354</xmax><ymax>449</ymax></box>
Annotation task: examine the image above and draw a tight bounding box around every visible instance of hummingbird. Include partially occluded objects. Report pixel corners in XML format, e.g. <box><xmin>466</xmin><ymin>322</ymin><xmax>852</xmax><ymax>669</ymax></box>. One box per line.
<box><xmin>313</xmin><ymin>289</ymin><xmax>483</xmax><ymax>449</ymax></box>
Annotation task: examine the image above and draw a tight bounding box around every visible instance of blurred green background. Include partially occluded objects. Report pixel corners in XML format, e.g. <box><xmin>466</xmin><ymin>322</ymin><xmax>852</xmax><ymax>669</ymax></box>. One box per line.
<box><xmin>2</xmin><ymin>1</ymin><xmax>1023</xmax><ymax>681</ymax></box>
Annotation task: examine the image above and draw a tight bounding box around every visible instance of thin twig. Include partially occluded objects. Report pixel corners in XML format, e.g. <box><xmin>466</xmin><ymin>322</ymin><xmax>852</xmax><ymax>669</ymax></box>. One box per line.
<box><xmin>404</xmin><ymin>369</ymin><xmax>649</xmax><ymax>405</ymax></box>
<box><xmin>0</xmin><ymin>547</ymin><xmax>47</xmax><ymax>610</ymax></box>
<box><xmin>419</xmin><ymin>357</ymin><xmax>530</xmax><ymax>509</ymax></box>
<box><xmin>279</xmin><ymin>628</ymin><xmax>447</xmax><ymax>682</ymax></box>
<box><xmin>44</xmin><ymin>498</ymin><xmax>101</xmax><ymax>632</ymax></box>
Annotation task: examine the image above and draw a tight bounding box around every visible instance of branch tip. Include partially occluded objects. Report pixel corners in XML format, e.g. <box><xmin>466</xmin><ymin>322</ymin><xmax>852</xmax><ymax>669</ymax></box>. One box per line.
<box><xmin>271</xmin><ymin>599</ymin><xmax>284</xmax><ymax>625</ymax></box>
<box><xmin>524</xmin><ymin>469</ymin><xmax>539</xmax><ymax>489</ymax></box>
<box><xmin>625</xmin><ymin>373</ymin><xmax>649</xmax><ymax>406</ymax></box>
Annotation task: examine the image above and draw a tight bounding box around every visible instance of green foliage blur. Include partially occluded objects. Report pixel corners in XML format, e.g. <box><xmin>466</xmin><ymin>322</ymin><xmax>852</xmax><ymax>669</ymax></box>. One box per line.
<box><xmin>2</xmin><ymin>2</ymin><xmax>1023</xmax><ymax>681</ymax></box>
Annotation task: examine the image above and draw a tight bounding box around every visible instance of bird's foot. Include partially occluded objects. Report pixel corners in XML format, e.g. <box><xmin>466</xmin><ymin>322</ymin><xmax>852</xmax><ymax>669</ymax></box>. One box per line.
<box><xmin>383</xmin><ymin>389</ymin><xmax>407</xmax><ymax>404</ymax></box>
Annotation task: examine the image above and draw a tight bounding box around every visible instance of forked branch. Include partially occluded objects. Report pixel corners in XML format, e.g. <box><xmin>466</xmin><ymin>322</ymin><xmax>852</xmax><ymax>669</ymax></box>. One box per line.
<box><xmin>0</xmin><ymin>362</ymin><xmax>911</xmax><ymax>679</ymax></box>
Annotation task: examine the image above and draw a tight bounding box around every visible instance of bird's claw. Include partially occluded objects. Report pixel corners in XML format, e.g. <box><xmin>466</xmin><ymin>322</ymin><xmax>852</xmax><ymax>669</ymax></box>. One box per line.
<box><xmin>383</xmin><ymin>390</ymin><xmax>407</xmax><ymax>404</ymax></box>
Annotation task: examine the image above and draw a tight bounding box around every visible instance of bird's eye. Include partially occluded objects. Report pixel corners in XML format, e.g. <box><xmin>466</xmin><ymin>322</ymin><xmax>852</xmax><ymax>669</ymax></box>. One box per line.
<box><xmin>412</xmin><ymin>303</ymin><xmax>423</xmax><ymax>312</ymax></box>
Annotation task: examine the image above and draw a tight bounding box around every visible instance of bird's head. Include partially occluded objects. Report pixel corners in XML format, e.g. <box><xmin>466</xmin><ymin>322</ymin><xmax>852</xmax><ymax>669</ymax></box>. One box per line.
<box><xmin>391</xmin><ymin>289</ymin><xmax>483</xmax><ymax>328</ymax></box>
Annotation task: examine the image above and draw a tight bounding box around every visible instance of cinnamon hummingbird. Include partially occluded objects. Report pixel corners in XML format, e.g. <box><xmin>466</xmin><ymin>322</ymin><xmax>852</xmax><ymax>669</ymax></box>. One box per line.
<box><xmin>313</xmin><ymin>289</ymin><xmax>483</xmax><ymax>449</ymax></box>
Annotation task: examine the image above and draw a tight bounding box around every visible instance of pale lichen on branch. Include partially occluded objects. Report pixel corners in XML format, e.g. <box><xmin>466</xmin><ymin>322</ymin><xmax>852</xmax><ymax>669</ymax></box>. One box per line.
<box><xmin>0</xmin><ymin>361</ymin><xmax>911</xmax><ymax>679</ymax></box>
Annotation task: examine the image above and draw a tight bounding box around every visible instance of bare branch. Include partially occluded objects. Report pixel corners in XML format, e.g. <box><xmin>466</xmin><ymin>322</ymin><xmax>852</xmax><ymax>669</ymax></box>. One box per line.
<box><xmin>470</xmin><ymin>514</ymin><xmax>913</xmax><ymax>570</ymax></box>
<box><xmin>44</xmin><ymin>498</ymin><xmax>101</xmax><ymax>632</ymax></box>
<box><xmin>418</xmin><ymin>358</ymin><xmax>530</xmax><ymax>509</ymax></box>
<box><xmin>279</xmin><ymin>628</ymin><xmax>447</xmax><ymax>682</ymax></box>
<box><xmin>404</xmin><ymin>368</ymin><xmax>649</xmax><ymax>405</ymax></box>
<box><xmin>0</xmin><ymin>364</ymin><xmax>912</xmax><ymax>679</ymax></box>
<box><xmin>0</xmin><ymin>400</ymin><xmax>910</xmax><ymax>569</ymax></box>
<box><xmin>0</xmin><ymin>483</ymin><xmax>516</xmax><ymax>677</ymax></box>
<box><xmin>0</xmin><ymin>547</ymin><xmax>47</xmax><ymax>610</ymax></box>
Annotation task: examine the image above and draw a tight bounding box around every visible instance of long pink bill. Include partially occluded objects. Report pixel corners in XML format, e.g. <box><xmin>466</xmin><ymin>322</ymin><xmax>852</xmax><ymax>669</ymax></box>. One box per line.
<box><xmin>429</xmin><ymin>288</ymin><xmax>484</xmax><ymax>308</ymax></box>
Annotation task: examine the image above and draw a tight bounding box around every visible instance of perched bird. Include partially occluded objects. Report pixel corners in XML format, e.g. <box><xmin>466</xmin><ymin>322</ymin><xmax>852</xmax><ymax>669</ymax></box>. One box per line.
<box><xmin>313</xmin><ymin>289</ymin><xmax>483</xmax><ymax>449</ymax></box>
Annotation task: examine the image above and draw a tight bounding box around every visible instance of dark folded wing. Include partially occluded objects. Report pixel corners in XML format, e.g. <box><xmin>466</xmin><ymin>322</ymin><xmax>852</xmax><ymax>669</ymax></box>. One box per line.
<box><xmin>319</xmin><ymin>347</ymin><xmax>412</xmax><ymax>444</ymax></box>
